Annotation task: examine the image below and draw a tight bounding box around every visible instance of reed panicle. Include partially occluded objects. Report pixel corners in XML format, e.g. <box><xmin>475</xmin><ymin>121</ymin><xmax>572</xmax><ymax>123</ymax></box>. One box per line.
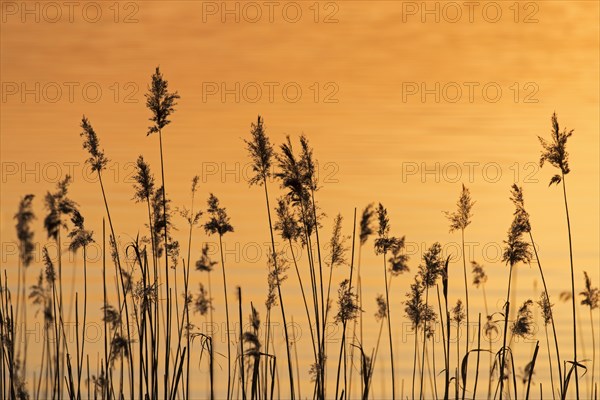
<box><xmin>145</xmin><ymin>66</ymin><xmax>180</xmax><ymax>137</ymax></box>
<box><xmin>14</xmin><ymin>194</ymin><xmax>35</xmax><ymax>389</ymax></box>
<box><xmin>15</xmin><ymin>195</ymin><xmax>35</xmax><ymax>268</ymax></box>
<box><xmin>512</xmin><ymin>300</ymin><xmax>534</xmax><ymax>338</ymax></box>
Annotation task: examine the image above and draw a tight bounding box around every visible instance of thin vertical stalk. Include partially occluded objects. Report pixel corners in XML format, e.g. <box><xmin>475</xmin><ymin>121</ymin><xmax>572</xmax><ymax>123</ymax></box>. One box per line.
<box><xmin>525</xmin><ymin>342</ymin><xmax>540</xmax><ymax>400</ymax></box>
<box><xmin>308</xmin><ymin>188</ymin><xmax>326</xmax><ymax>397</ymax></box>
<box><xmin>383</xmin><ymin>249</ymin><xmax>396</xmax><ymax>400</ymax></box>
<box><xmin>98</xmin><ymin>172</ymin><xmax>134</xmax><ymax>398</ymax></box>
<box><xmin>543</xmin><ymin>324</ymin><xmax>557</xmax><ymax>400</ymax></box>
<box><xmin>335</xmin><ymin>209</ymin><xmax>357</xmax><ymax>400</ymax></box>
<box><xmin>158</xmin><ymin>129</ymin><xmax>172</xmax><ymax>400</ymax></box>
<box><xmin>474</xmin><ymin>313</ymin><xmax>482</xmax><ymax>398</ymax></box>
<box><xmin>561</xmin><ymin>175</ymin><xmax>578</xmax><ymax>398</ymax></box>
<box><xmin>500</xmin><ymin>264</ymin><xmax>514</xmax><ymax>400</ymax></box>
<box><xmin>57</xmin><ymin>230</ymin><xmax>63</xmax><ymax>400</ymax></box>
<box><xmin>529</xmin><ymin>230</ymin><xmax>563</xmax><ymax>396</ymax></box>
<box><xmin>76</xmin><ymin>245</ymin><xmax>88</xmax><ymax>400</ymax></box>
<box><xmin>218</xmin><ymin>234</ymin><xmax>232</xmax><ymax>400</ymax></box>
<box><xmin>590</xmin><ymin>308</ymin><xmax>596</xmax><ymax>399</ymax></box>
<box><xmin>348</xmin><ymin>242</ymin><xmax>364</xmax><ymax>399</ymax></box>
<box><xmin>435</xmin><ymin>285</ymin><xmax>448</xmax><ymax>400</ymax></box>
<box><xmin>419</xmin><ymin>288</ymin><xmax>430</xmax><ymax>400</ymax></box>
<box><xmin>412</xmin><ymin>324</ymin><xmax>418</xmax><ymax>400</ymax></box>
<box><xmin>102</xmin><ymin>220</ymin><xmax>109</xmax><ymax>400</ymax></box>
<box><xmin>238</xmin><ymin>287</ymin><xmax>246</xmax><ymax>400</ymax></box>
<box><xmin>263</xmin><ymin>180</ymin><xmax>295</xmax><ymax>399</ymax></box>
<box><xmin>461</xmin><ymin>229</ymin><xmax>470</xmax><ymax>400</ymax></box>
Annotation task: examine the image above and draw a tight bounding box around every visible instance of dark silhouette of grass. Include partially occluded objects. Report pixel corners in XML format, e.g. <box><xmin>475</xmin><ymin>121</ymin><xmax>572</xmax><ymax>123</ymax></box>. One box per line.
<box><xmin>539</xmin><ymin>112</ymin><xmax>579</xmax><ymax>399</ymax></box>
<box><xmin>246</xmin><ymin>116</ymin><xmax>295</xmax><ymax>399</ymax></box>
<box><xmin>347</xmin><ymin>203</ymin><xmax>375</xmax><ymax>398</ymax></box>
<box><xmin>204</xmin><ymin>193</ymin><xmax>234</xmax><ymax>399</ymax></box>
<box><xmin>499</xmin><ymin>185</ymin><xmax>533</xmax><ymax>400</ymax></box>
<box><xmin>374</xmin><ymin>203</ymin><xmax>401</xmax><ymax>399</ymax></box>
<box><xmin>444</xmin><ymin>184</ymin><xmax>475</xmax><ymax>400</ymax></box>
<box><xmin>145</xmin><ymin>66</ymin><xmax>180</xmax><ymax>400</ymax></box>
<box><xmin>512</xmin><ymin>183</ymin><xmax>564</xmax><ymax>398</ymax></box>
<box><xmin>1</xmin><ymin>107</ymin><xmax>592</xmax><ymax>400</ymax></box>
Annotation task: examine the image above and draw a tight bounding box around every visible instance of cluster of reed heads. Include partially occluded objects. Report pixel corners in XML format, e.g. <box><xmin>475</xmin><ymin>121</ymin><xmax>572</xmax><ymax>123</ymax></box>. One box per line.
<box><xmin>0</xmin><ymin>67</ymin><xmax>597</xmax><ymax>400</ymax></box>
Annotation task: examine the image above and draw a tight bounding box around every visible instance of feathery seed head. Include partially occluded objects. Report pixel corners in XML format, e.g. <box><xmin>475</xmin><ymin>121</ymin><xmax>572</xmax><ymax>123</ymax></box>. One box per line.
<box><xmin>511</xmin><ymin>299</ymin><xmax>534</xmax><ymax>338</ymax></box>
<box><xmin>359</xmin><ymin>203</ymin><xmax>375</xmax><ymax>246</ymax></box>
<box><xmin>145</xmin><ymin>66</ymin><xmax>180</xmax><ymax>135</ymax></box>
<box><xmin>538</xmin><ymin>112</ymin><xmax>572</xmax><ymax>185</ymax></box>
<box><xmin>80</xmin><ymin>116</ymin><xmax>108</xmax><ymax>172</ymax></box>
<box><xmin>580</xmin><ymin>271</ymin><xmax>599</xmax><ymax>310</ymax></box>
<box><xmin>444</xmin><ymin>184</ymin><xmax>475</xmax><ymax>233</ymax></box>
<box><xmin>14</xmin><ymin>194</ymin><xmax>35</xmax><ymax>267</ymax></box>
<box><xmin>245</xmin><ymin>115</ymin><xmax>274</xmax><ymax>186</ymax></box>
<box><xmin>203</xmin><ymin>193</ymin><xmax>234</xmax><ymax>237</ymax></box>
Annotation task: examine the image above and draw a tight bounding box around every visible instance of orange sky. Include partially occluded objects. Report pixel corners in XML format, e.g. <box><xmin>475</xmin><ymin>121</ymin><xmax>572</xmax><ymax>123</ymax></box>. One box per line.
<box><xmin>1</xmin><ymin>1</ymin><xmax>599</xmax><ymax>398</ymax></box>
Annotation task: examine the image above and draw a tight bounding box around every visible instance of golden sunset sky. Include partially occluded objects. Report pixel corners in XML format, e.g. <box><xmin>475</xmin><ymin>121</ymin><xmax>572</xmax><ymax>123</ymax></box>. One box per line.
<box><xmin>1</xmin><ymin>1</ymin><xmax>599</xmax><ymax>398</ymax></box>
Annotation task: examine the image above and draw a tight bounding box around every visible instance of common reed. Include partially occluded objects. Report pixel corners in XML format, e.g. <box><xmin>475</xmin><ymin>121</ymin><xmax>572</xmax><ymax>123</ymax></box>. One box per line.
<box><xmin>246</xmin><ymin>116</ymin><xmax>295</xmax><ymax>399</ymax></box>
<box><xmin>374</xmin><ymin>203</ymin><xmax>402</xmax><ymax>399</ymax></box>
<box><xmin>204</xmin><ymin>193</ymin><xmax>234</xmax><ymax>399</ymax></box>
<box><xmin>499</xmin><ymin>185</ymin><xmax>533</xmax><ymax>400</ymax></box>
<box><xmin>539</xmin><ymin>112</ymin><xmax>579</xmax><ymax>399</ymax></box>
<box><xmin>444</xmin><ymin>184</ymin><xmax>475</xmax><ymax>400</ymax></box>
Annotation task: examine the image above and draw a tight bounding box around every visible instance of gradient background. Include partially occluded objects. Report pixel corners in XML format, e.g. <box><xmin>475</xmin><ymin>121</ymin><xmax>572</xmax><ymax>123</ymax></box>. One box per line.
<box><xmin>1</xmin><ymin>1</ymin><xmax>599</xmax><ymax>398</ymax></box>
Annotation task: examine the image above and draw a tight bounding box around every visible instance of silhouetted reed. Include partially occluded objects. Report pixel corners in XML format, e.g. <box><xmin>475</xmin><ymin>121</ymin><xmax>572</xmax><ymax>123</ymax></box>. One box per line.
<box><xmin>68</xmin><ymin>210</ymin><xmax>93</xmax><ymax>400</ymax></box>
<box><xmin>246</xmin><ymin>116</ymin><xmax>295</xmax><ymax>399</ymax></box>
<box><xmin>348</xmin><ymin>203</ymin><xmax>375</xmax><ymax>398</ymax></box>
<box><xmin>275</xmin><ymin>134</ymin><xmax>327</xmax><ymax>398</ymax></box>
<box><xmin>145</xmin><ymin>66</ymin><xmax>180</xmax><ymax>400</ymax></box>
<box><xmin>499</xmin><ymin>185</ymin><xmax>532</xmax><ymax>400</ymax></box>
<box><xmin>405</xmin><ymin>277</ymin><xmax>436</xmax><ymax>400</ymax></box>
<box><xmin>444</xmin><ymin>184</ymin><xmax>475</xmax><ymax>400</ymax></box>
<box><xmin>43</xmin><ymin>175</ymin><xmax>79</xmax><ymax>399</ymax></box>
<box><xmin>452</xmin><ymin>299</ymin><xmax>465</xmax><ymax>398</ymax></box>
<box><xmin>471</xmin><ymin>260</ymin><xmax>492</xmax><ymax>397</ymax></box>
<box><xmin>204</xmin><ymin>193</ymin><xmax>234</xmax><ymax>399</ymax></box>
<box><xmin>14</xmin><ymin>194</ymin><xmax>35</xmax><ymax>390</ymax></box>
<box><xmin>539</xmin><ymin>112</ymin><xmax>579</xmax><ymax>399</ymax></box>
<box><xmin>374</xmin><ymin>203</ymin><xmax>402</xmax><ymax>399</ymax></box>
<box><xmin>510</xmin><ymin>183</ymin><xmax>563</xmax><ymax>397</ymax></box>
<box><xmin>417</xmin><ymin>242</ymin><xmax>443</xmax><ymax>399</ymax></box>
